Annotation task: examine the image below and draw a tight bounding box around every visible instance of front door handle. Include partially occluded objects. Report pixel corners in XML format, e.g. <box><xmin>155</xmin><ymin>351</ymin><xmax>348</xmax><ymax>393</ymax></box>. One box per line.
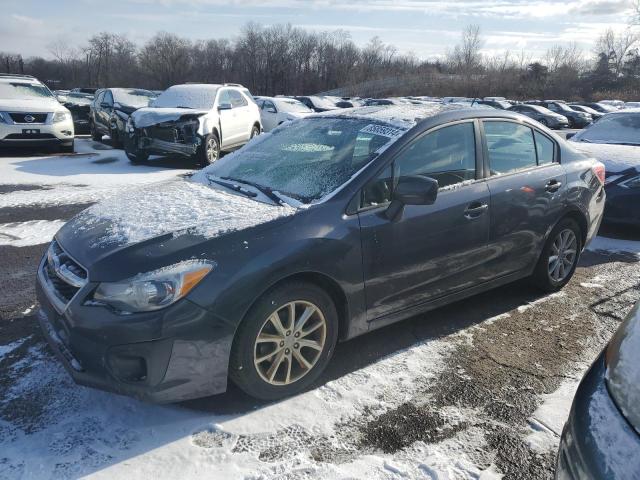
<box><xmin>545</xmin><ymin>180</ymin><xmax>562</xmax><ymax>193</ymax></box>
<box><xmin>464</xmin><ymin>202</ymin><xmax>488</xmax><ymax>219</ymax></box>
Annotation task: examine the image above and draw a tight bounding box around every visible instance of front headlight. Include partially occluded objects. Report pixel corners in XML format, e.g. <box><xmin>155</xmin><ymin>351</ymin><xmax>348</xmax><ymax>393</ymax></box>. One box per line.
<box><xmin>52</xmin><ymin>111</ymin><xmax>71</xmax><ymax>123</ymax></box>
<box><xmin>126</xmin><ymin>116</ymin><xmax>135</xmax><ymax>133</ymax></box>
<box><xmin>605</xmin><ymin>302</ymin><xmax>640</xmax><ymax>434</ymax></box>
<box><xmin>620</xmin><ymin>174</ymin><xmax>640</xmax><ymax>189</ymax></box>
<box><xmin>89</xmin><ymin>260</ymin><xmax>214</xmax><ymax>314</ymax></box>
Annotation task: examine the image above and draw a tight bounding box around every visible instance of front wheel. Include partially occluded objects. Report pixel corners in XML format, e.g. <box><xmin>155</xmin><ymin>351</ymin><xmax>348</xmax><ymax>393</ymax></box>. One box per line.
<box><xmin>110</xmin><ymin>124</ymin><xmax>122</xmax><ymax>148</ymax></box>
<box><xmin>126</xmin><ymin>148</ymin><xmax>148</xmax><ymax>164</ymax></box>
<box><xmin>229</xmin><ymin>282</ymin><xmax>338</xmax><ymax>400</ymax></box>
<box><xmin>90</xmin><ymin>121</ymin><xmax>101</xmax><ymax>141</ymax></box>
<box><xmin>539</xmin><ymin>118</ymin><xmax>549</xmax><ymax>127</ymax></box>
<box><xmin>198</xmin><ymin>133</ymin><xmax>220</xmax><ymax>166</ymax></box>
<box><xmin>531</xmin><ymin>218</ymin><xmax>582</xmax><ymax>292</ymax></box>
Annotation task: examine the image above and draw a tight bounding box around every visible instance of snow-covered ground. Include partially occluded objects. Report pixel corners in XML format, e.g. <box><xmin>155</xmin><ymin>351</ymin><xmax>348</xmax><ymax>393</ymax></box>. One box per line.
<box><xmin>1</xmin><ymin>138</ymin><xmax>639</xmax><ymax>479</ymax></box>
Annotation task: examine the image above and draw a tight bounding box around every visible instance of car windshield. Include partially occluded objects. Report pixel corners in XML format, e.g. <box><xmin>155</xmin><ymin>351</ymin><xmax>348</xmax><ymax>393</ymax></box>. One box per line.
<box><xmin>0</xmin><ymin>82</ymin><xmax>53</xmax><ymax>100</ymax></box>
<box><xmin>278</xmin><ymin>100</ymin><xmax>313</xmax><ymax>114</ymax></box>
<box><xmin>201</xmin><ymin>117</ymin><xmax>406</xmax><ymax>203</ymax></box>
<box><xmin>574</xmin><ymin>113</ymin><xmax>640</xmax><ymax>145</ymax></box>
<box><xmin>152</xmin><ymin>86</ymin><xmax>218</xmax><ymax>109</ymax></box>
<box><xmin>113</xmin><ymin>89</ymin><xmax>156</xmax><ymax>108</ymax></box>
<box><xmin>554</xmin><ymin>103</ymin><xmax>573</xmax><ymax>112</ymax></box>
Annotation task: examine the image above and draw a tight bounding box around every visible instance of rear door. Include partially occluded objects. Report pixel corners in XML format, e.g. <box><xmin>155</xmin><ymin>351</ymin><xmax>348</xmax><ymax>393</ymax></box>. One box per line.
<box><xmin>481</xmin><ymin>120</ymin><xmax>567</xmax><ymax>278</ymax></box>
<box><xmin>358</xmin><ymin>120</ymin><xmax>492</xmax><ymax>321</ymax></box>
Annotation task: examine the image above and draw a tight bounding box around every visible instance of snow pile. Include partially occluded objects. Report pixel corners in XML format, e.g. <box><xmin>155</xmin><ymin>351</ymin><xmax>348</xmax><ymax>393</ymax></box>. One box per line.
<box><xmin>320</xmin><ymin>103</ymin><xmax>462</xmax><ymax>129</ymax></box>
<box><xmin>0</xmin><ymin>220</ymin><xmax>66</xmax><ymax>247</ymax></box>
<box><xmin>72</xmin><ymin>180</ymin><xmax>296</xmax><ymax>247</ymax></box>
<box><xmin>587</xmin><ymin>236</ymin><xmax>640</xmax><ymax>257</ymax></box>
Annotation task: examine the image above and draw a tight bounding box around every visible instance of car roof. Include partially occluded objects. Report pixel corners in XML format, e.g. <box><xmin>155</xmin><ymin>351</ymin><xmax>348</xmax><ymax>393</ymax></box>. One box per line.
<box><xmin>318</xmin><ymin>103</ymin><xmax>528</xmax><ymax>130</ymax></box>
<box><xmin>0</xmin><ymin>75</ymin><xmax>42</xmax><ymax>85</ymax></box>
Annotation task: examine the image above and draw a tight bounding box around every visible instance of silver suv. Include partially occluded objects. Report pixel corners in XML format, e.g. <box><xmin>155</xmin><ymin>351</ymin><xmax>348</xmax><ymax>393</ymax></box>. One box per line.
<box><xmin>0</xmin><ymin>74</ymin><xmax>74</xmax><ymax>152</ymax></box>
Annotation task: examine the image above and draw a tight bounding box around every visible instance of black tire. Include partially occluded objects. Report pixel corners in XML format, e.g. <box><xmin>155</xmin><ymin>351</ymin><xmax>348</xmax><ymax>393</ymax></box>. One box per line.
<box><xmin>59</xmin><ymin>142</ymin><xmax>74</xmax><ymax>154</ymax></box>
<box><xmin>198</xmin><ymin>132</ymin><xmax>220</xmax><ymax>166</ymax></box>
<box><xmin>531</xmin><ymin>218</ymin><xmax>582</xmax><ymax>292</ymax></box>
<box><xmin>229</xmin><ymin>281</ymin><xmax>339</xmax><ymax>400</ymax></box>
<box><xmin>250</xmin><ymin>125</ymin><xmax>260</xmax><ymax>139</ymax></box>
<box><xmin>90</xmin><ymin>121</ymin><xmax>101</xmax><ymax>141</ymax></box>
<box><xmin>110</xmin><ymin>125</ymin><xmax>122</xmax><ymax>148</ymax></box>
<box><xmin>126</xmin><ymin>149</ymin><xmax>148</xmax><ymax>164</ymax></box>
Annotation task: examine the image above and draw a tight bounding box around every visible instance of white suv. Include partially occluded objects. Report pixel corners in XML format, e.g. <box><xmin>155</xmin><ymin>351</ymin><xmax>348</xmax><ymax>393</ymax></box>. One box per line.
<box><xmin>125</xmin><ymin>83</ymin><xmax>261</xmax><ymax>165</ymax></box>
<box><xmin>0</xmin><ymin>74</ymin><xmax>74</xmax><ymax>152</ymax></box>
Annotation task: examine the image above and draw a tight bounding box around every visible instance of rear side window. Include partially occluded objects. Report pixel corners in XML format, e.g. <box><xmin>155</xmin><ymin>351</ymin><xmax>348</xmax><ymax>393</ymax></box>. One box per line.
<box><xmin>395</xmin><ymin>122</ymin><xmax>477</xmax><ymax>188</ymax></box>
<box><xmin>534</xmin><ymin>131</ymin><xmax>555</xmax><ymax>165</ymax></box>
<box><xmin>484</xmin><ymin>121</ymin><xmax>537</xmax><ymax>175</ymax></box>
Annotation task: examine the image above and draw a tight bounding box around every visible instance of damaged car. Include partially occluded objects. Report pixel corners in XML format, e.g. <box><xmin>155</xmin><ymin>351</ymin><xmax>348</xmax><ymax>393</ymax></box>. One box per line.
<box><xmin>124</xmin><ymin>83</ymin><xmax>261</xmax><ymax>165</ymax></box>
<box><xmin>90</xmin><ymin>88</ymin><xmax>157</xmax><ymax>148</ymax></box>
<box><xmin>37</xmin><ymin>105</ymin><xmax>605</xmax><ymax>403</ymax></box>
<box><xmin>60</xmin><ymin>92</ymin><xmax>94</xmax><ymax>134</ymax></box>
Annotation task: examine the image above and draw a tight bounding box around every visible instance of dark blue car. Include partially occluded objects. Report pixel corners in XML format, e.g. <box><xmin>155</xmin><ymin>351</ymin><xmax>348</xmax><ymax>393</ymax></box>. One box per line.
<box><xmin>37</xmin><ymin>105</ymin><xmax>605</xmax><ymax>402</ymax></box>
<box><xmin>556</xmin><ymin>301</ymin><xmax>640</xmax><ymax>479</ymax></box>
<box><xmin>571</xmin><ymin>110</ymin><xmax>640</xmax><ymax>226</ymax></box>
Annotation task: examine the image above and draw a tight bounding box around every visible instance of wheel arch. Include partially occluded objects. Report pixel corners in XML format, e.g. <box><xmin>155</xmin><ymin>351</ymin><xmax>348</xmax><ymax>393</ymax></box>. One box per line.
<box><xmin>557</xmin><ymin>208</ymin><xmax>589</xmax><ymax>250</ymax></box>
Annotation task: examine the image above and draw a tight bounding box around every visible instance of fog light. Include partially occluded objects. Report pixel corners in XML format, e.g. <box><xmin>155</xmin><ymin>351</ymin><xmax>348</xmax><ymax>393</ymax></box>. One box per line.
<box><xmin>108</xmin><ymin>354</ymin><xmax>147</xmax><ymax>382</ymax></box>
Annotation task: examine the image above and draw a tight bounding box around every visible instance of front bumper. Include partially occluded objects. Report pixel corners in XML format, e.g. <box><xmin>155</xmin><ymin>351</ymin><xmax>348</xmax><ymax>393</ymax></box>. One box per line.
<box><xmin>603</xmin><ymin>184</ymin><xmax>640</xmax><ymax>226</ymax></box>
<box><xmin>0</xmin><ymin>115</ymin><xmax>74</xmax><ymax>148</ymax></box>
<box><xmin>36</xmin><ymin>252</ymin><xmax>234</xmax><ymax>403</ymax></box>
<box><xmin>556</xmin><ymin>354</ymin><xmax>640</xmax><ymax>480</ymax></box>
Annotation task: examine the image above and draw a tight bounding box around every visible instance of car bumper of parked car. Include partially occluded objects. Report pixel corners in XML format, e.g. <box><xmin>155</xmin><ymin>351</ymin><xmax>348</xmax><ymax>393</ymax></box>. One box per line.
<box><xmin>602</xmin><ymin>184</ymin><xmax>640</xmax><ymax>226</ymax></box>
<box><xmin>36</xmin><ymin>255</ymin><xmax>235</xmax><ymax>403</ymax></box>
<box><xmin>556</xmin><ymin>353</ymin><xmax>640</xmax><ymax>480</ymax></box>
<box><xmin>0</xmin><ymin>119</ymin><xmax>74</xmax><ymax>148</ymax></box>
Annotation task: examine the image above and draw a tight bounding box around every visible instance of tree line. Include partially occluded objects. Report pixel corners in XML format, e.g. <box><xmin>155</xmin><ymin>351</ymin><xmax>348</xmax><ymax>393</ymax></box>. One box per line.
<box><xmin>1</xmin><ymin>21</ymin><xmax>640</xmax><ymax>101</ymax></box>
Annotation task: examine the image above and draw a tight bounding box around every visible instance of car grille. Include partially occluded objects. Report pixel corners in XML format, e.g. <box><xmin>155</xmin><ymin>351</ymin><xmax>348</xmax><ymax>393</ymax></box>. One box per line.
<box><xmin>9</xmin><ymin>113</ymin><xmax>48</xmax><ymax>124</ymax></box>
<box><xmin>42</xmin><ymin>240</ymin><xmax>88</xmax><ymax>306</ymax></box>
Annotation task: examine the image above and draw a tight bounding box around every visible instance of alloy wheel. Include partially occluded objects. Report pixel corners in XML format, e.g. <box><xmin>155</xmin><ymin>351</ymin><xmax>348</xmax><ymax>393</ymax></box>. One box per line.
<box><xmin>548</xmin><ymin>228</ymin><xmax>577</xmax><ymax>282</ymax></box>
<box><xmin>253</xmin><ymin>301</ymin><xmax>327</xmax><ymax>386</ymax></box>
<box><xmin>206</xmin><ymin>137</ymin><xmax>219</xmax><ymax>163</ymax></box>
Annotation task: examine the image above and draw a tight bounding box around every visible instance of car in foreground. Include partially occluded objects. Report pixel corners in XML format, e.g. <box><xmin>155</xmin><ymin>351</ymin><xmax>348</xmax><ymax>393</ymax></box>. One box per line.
<box><xmin>37</xmin><ymin>105</ymin><xmax>605</xmax><ymax>403</ymax></box>
<box><xmin>570</xmin><ymin>110</ymin><xmax>640</xmax><ymax>225</ymax></box>
<box><xmin>90</xmin><ymin>88</ymin><xmax>157</xmax><ymax>147</ymax></box>
<box><xmin>568</xmin><ymin>104</ymin><xmax>604</xmax><ymax>122</ymax></box>
<box><xmin>556</xmin><ymin>301</ymin><xmax>640</xmax><ymax>480</ymax></box>
<box><xmin>0</xmin><ymin>74</ymin><xmax>74</xmax><ymax>152</ymax></box>
<box><xmin>508</xmin><ymin>104</ymin><xmax>570</xmax><ymax>129</ymax></box>
<box><xmin>124</xmin><ymin>83</ymin><xmax>261</xmax><ymax>165</ymax></box>
<box><xmin>527</xmin><ymin>101</ymin><xmax>592</xmax><ymax>128</ymax></box>
<box><xmin>255</xmin><ymin>96</ymin><xmax>313</xmax><ymax>132</ymax></box>
<box><xmin>60</xmin><ymin>92</ymin><xmax>94</xmax><ymax>134</ymax></box>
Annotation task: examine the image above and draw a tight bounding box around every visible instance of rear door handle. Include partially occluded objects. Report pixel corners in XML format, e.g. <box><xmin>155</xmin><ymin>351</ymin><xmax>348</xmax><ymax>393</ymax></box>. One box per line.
<box><xmin>545</xmin><ymin>180</ymin><xmax>562</xmax><ymax>193</ymax></box>
<box><xmin>464</xmin><ymin>202</ymin><xmax>488</xmax><ymax>219</ymax></box>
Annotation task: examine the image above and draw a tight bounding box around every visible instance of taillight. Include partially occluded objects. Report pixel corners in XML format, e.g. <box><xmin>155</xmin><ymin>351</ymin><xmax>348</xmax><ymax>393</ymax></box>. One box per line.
<box><xmin>592</xmin><ymin>162</ymin><xmax>605</xmax><ymax>185</ymax></box>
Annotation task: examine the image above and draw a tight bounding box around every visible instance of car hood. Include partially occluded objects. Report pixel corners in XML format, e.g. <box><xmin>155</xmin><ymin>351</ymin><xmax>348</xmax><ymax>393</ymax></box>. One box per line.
<box><xmin>572</xmin><ymin>142</ymin><xmax>640</xmax><ymax>175</ymax></box>
<box><xmin>131</xmin><ymin>107</ymin><xmax>209</xmax><ymax>128</ymax></box>
<box><xmin>56</xmin><ymin>180</ymin><xmax>297</xmax><ymax>281</ymax></box>
<box><xmin>0</xmin><ymin>97</ymin><xmax>63</xmax><ymax>112</ymax></box>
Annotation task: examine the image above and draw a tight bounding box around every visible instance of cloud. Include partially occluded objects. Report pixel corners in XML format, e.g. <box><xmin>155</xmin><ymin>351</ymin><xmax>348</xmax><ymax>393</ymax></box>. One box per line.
<box><xmin>570</xmin><ymin>0</ymin><xmax>632</xmax><ymax>15</ymax></box>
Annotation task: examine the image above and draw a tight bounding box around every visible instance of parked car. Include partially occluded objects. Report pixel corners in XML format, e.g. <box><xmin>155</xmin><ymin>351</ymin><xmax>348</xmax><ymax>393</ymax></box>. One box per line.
<box><xmin>570</xmin><ymin>110</ymin><xmax>640</xmax><ymax>225</ymax></box>
<box><xmin>527</xmin><ymin>101</ymin><xmax>592</xmax><ymax>128</ymax></box>
<box><xmin>363</xmin><ymin>98</ymin><xmax>409</xmax><ymax>106</ymax></box>
<box><xmin>624</xmin><ymin>101</ymin><xmax>640</xmax><ymax>109</ymax></box>
<box><xmin>576</xmin><ymin>102</ymin><xmax>618</xmax><ymax>114</ymax></box>
<box><xmin>568</xmin><ymin>104</ymin><xmax>604</xmax><ymax>121</ymax></box>
<box><xmin>37</xmin><ymin>105</ymin><xmax>605</xmax><ymax>403</ymax></box>
<box><xmin>255</xmin><ymin>96</ymin><xmax>313</xmax><ymax>132</ymax></box>
<box><xmin>70</xmin><ymin>87</ymin><xmax>98</xmax><ymax>95</ymax></box>
<box><xmin>0</xmin><ymin>73</ymin><xmax>74</xmax><ymax>152</ymax></box>
<box><xmin>291</xmin><ymin>96</ymin><xmax>338</xmax><ymax>112</ymax></box>
<box><xmin>90</xmin><ymin>88</ymin><xmax>157</xmax><ymax>147</ymax></box>
<box><xmin>556</xmin><ymin>301</ymin><xmax>640</xmax><ymax>480</ymax></box>
<box><xmin>124</xmin><ymin>83</ymin><xmax>261</xmax><ymax>165</ymax></box>
<box><xmin>599</xmin><ymin>99</ymin><xmax>625</xmax><ymax>109</ymax></box>
<box><xmin>61</xmin><ymin>92</ymin><xmax>93</xmax><ymax>134</ymax></box>
<box><xmin>478</xmin><ymin>99</ymin><xmax>512</xmax><ymax>110</ymax></box>
<box><xmin>508</xmin><ymin>104</ymin><xmax>570</xmax><ymax>129</ymax></box>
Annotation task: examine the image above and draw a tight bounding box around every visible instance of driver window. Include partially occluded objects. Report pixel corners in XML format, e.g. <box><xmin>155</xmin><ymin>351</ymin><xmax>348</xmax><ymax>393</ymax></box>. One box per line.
<box><xmin>395</xmin><ymin>122</ymin><xmax>476</xmax><ymax>189</ymax></box>
<box><xmin>265</xmin><ymin>101</ymin><xmax>276</xmax><ymax>113</ymax></box>
<box><xmin>218</xmin><ymin>90</ymin><xmax>231</xmax><ymax>107</ymax></box>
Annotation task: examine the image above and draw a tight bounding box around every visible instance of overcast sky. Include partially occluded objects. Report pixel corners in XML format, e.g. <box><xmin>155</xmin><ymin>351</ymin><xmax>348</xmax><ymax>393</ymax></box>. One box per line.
<box><xmin>0</xmin><ymin>0</ymin><xmax>636</xmax><ymax>60</ymax></box>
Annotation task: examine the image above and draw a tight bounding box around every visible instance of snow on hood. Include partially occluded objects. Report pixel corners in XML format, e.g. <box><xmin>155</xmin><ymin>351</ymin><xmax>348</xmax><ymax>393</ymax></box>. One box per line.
<box><xmin>0</xmin><ymin>97</ymin><xmax>62</xmax><ymax>112</ymax></box>
<box><xmin>572</xmin><ymin>142</ymin><xmax>640</xmax><ymax>174</ymax></box>
<box><xmin>70</xmin><ymin>179</ymin><xmax>296</xmax><ymax>248</ymax></box>
<box><xmin>131</xmin><ymin>107</ymin><xmax>209</xmax><ymax>128</ymax></box>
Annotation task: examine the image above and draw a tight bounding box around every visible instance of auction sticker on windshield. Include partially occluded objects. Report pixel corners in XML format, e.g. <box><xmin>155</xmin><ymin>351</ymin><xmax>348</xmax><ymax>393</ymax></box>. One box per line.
<box><xmin>359</xmin><ymin>124</ymin><xmax>404</xmax><ymax>138</ymax></box>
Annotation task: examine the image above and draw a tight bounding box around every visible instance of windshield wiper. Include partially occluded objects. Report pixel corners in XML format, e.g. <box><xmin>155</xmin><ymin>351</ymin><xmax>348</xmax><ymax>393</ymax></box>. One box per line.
<box><xmin>207</xmin><ymin>175</ymin><xmax>257</xmax><ymax>199</ymax></box>
<box><xmin>221</xmin><ymin>177</ymin><xmax>285</xmax><ymax>206</ymax></box>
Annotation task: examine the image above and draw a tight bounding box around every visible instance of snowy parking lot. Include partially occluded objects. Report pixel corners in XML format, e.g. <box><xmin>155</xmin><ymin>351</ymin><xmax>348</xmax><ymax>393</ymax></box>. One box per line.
<box><xmin>1</xmin><ymin>138</ymin><xmax>640</xmax><ymax>479</ymax></box>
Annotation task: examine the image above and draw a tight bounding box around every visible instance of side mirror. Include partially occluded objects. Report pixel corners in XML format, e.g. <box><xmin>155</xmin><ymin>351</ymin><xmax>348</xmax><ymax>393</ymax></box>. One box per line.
<box><xmin>218</xmin><ymin>102</ymin><xmax>232</xmax><ymax>111</ymax></box>
<box><xmin>386</xmin><ymin>175</ymin><xmax>439</xmax><ymax>220</ymax></box>
<box><xmin>266</xmin><ymin>107</ymin><xmax>277</xmax><ymax>113</ymax></box>
<box><xmin>565</xmin><ymin>132</ymin><xmax>575</xmax><ymax>140</ymax></box>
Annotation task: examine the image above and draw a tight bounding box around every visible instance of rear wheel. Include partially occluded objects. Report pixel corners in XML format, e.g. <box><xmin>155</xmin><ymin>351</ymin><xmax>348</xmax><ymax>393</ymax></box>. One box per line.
<box><xmin>110</xmin><ymin>123</ymin><xmax>122</xmax><ymax>148</ymax></box>
<box><xmin>126</xmin><ymin>148</ymin><xmax>148</xmax><ymax>164</ymax></box>
<box><xmin>229</xmin><ymin>282</ymin><xmax>338</xmax><ymax>400</ymax></box>
<box><xmin>531</xmin><ymin>218</ymin><xmax>582</xmax><ymax>292</ymax></box>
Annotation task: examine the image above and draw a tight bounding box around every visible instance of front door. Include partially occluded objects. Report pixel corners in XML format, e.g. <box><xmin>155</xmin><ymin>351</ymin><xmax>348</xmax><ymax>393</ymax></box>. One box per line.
<box><xmin>358</xmin><ymin>121</ymin><xmax>491</xmax><ymax>321</ymax></box>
